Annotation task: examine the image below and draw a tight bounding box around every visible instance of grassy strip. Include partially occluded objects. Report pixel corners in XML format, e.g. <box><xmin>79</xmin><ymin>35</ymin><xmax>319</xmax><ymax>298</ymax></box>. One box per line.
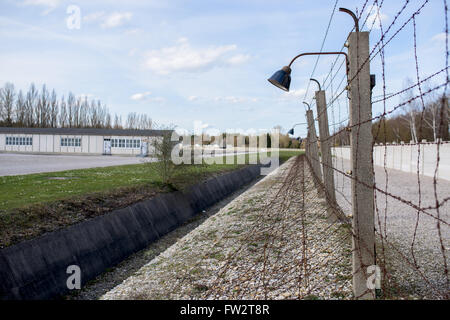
<box><xmin>0</xmin><ymin>150</ymin><xmax>303</xmax><ymax>248</ymax></box>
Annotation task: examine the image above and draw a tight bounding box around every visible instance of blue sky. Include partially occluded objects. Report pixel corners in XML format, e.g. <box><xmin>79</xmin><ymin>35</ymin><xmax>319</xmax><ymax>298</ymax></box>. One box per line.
<box><xmin>0</xmin><ymin>0</ymin><xmax>447</xmax><ymax>136</ymax></box>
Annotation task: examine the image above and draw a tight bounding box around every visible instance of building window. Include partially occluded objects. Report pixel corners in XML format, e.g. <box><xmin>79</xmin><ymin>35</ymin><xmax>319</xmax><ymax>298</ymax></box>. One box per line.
<box><xmin>6</xmin><ymin>136</ymin><xmax>33</xmax><ymax>146</ymax></box>
<box><xmin>61</xmin><ymin>137</ymin><xmax>81</xmax><ymax>147</ymax></box>
<box><xmin>111</xmin><ymin>138</ymin><xmax>141</xmax><ymax>148</ymax></box>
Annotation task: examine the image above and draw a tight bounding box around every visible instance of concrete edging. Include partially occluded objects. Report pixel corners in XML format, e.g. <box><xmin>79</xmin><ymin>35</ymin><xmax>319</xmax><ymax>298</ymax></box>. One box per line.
<box><xmin>0</xmin><ymin>165</ymin><xmax>262</xmax><ymax>300</ymax></box>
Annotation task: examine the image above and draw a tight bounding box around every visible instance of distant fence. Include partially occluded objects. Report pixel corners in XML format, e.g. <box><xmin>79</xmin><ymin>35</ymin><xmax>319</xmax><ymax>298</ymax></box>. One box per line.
<box><xmin>299</xmin><ymin>0</ymin><xmax>449</xmax><ymax>300</ymax></box>
<box><xmin>332</xmin><ymin>141</ymin><xmax>450</xmax><ymax>181</ymax></box>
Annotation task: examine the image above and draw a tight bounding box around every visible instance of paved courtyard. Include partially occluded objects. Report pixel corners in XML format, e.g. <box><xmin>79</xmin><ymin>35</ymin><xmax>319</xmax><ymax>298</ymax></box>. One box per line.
<box><xmin>0</xmin><ymin>153</ymin><xmax>145</xmax><ymax>176</ymax></box>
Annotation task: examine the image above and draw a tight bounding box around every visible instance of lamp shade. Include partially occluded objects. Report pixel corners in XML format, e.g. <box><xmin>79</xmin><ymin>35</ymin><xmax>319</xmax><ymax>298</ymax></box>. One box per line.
<box><xmin>288</xmin><ymin>128</ymin><xmax>294</xmax><ymax>135</ymax></box>
<box><xmin>268</xmin><ymin>66</ymin><xmax>291</xmax><ymax>91</ymax></box>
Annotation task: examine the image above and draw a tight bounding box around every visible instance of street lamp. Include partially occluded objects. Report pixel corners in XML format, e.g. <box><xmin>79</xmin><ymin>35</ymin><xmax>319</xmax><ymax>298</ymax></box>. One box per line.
<box><xmin>268</xmin><ymin>7</ymin><xmax>360</xmax><ymax>92</ymax></box>
<box><xmin>268</xmin><ymin>8</ymin><xmax>359</xmax><ymax>92</ymax></box>
<box><xmin>268</xmin><ymin>52</ymin><xmax>349</xmax><ymax>92</ymax></box>
<box><xmin>310</xmin><ymin>78</ymin><xmax>321</xmax><ymax>91</ymax></box>
<box><xmin>287</xmin><ymin>122</ymin><xmax>307</xmax><ymax>135</ymax></box>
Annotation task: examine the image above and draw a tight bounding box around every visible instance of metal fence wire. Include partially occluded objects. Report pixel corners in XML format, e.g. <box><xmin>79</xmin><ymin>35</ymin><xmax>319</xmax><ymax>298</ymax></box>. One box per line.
<box><xmin>125</xmin><ymin>0</ymin><xmax>449</xmax><ymax>300</ymax></box>
<box><xmin>302</xmin><ymin>0</ymin><xmax>449</xmax><ymax>299</ymax></box>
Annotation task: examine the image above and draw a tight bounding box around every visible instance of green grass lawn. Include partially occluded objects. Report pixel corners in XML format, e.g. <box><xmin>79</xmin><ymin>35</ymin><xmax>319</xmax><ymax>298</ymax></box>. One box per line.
<box><xmin>0</xmin><ymin>150</ymin><xmax>303</xmax><ymax>247</ymax></box>
<box><xmin>0</xmin><ymin>150</ymin><xmax>303</xmax><ymax>212</ymax></box>
<box><xmin>0</xmin><ymin>161</ymin><xmax>236</xmax><ymax>212</ymax></box>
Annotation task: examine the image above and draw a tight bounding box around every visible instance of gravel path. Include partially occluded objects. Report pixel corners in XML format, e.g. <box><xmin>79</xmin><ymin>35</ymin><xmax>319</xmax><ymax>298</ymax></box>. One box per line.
<box><xmin>101</xmin><ymin>156</ymin><xmax>353</xmax><ymax>300</ymax></box>
<box><xmin>65</xmin><ymin>176</ymin><xmax>261</xmax><ymax>300</ymax></box>
<box><xmin>333</xmin><ymin>157</ymin><xmax>450</xmax><ymax>298</ymax></box>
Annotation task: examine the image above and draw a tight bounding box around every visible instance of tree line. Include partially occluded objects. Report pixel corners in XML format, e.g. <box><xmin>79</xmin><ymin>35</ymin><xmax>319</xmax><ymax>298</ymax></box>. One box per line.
<box><xmin>333</xmin><ymin>92</ymin><xmax>449</xmax><ymax>146</ymax></box>
<box><xmin>184</xmin><ymin>132</ymin><xmax>301</xmax><ymax>149</ymax></box>
<box><xmin>0</xmin><ymin>82</ymin><xmax>152</xmax><ymax>130</ymax></box>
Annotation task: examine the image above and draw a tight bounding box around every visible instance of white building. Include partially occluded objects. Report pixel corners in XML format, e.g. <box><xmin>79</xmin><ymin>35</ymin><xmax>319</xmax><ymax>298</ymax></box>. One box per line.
<box><xmin>0</xmin><ymin>127</ymin><xmax>169</xmax><ymax>156</ymax></box>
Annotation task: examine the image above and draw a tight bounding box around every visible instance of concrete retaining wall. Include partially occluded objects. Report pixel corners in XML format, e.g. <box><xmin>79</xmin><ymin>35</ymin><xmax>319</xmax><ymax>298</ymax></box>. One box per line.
<box><xmin>0</xmin><ymin>165</ymin><xmax>262</xmax><ymax>300</ymax></box>
<box><xmin>332</xmin><ymin>142</ymin><xmax>450</xmax><ymax>181</ymax></box>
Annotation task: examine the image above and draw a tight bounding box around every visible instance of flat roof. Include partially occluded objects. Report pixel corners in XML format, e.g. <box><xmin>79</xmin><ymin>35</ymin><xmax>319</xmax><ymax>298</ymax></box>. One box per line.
<box><xmin>0</xmin><ymin>127</ymin><xmax>171</xmax><ymax>137</ymax></box>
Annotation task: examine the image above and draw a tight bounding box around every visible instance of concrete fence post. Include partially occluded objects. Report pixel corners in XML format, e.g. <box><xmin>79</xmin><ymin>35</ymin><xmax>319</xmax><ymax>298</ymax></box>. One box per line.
<box><xmin>315</xmin><ymin>90</ymin><xmax>337</xmax><ymax>211</ymax></box>
<box><xmin>306</xmin><ymin>109</ymin><xmax>324</xmax><ymax>196</ymax></box>
<box><xmin>305</xmin><ymin>135</ymin><xmax>310</xmax><ymax>161</ymax></box>
<box><xmin>348</xmin><ymin>31</ymin><xmax>375</xmax><ymax>299</ymax></box>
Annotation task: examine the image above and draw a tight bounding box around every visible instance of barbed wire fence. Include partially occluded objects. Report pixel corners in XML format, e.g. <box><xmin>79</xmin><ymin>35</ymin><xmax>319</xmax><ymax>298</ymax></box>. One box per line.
<box><xmin>195</xmin><ymin>0</ymin><xmax>449</xmax><ymax>300</ymax></box>
<box><xmin>302</xmin><ymin>0</ymin><xmax>449</xmax><ymax>299</ymax></box>
<box><xmin>134</xmin><ymin>0</ymin><xmax>449</xmax><ymax>300</ymax></box>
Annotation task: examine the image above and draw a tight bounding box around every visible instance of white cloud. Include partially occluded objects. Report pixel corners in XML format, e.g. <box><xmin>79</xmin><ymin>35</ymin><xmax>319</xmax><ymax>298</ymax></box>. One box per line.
<box><xmin>131</xmin><ymin>92</ymin><xmax>165</xmax><ymax>103</ymax></box>
<box><xmin>284</xmin><ymin>88</ymin><xmax>306</xmax><ymax>98</ymax></box>
<box><xmin>432</xmin><ymin>33</ymin><xmax>446</xmax><ymax>43</ymax></box>
<box><xmin>227</xmin><ymin>54</ymin><xmax>251</xmax><ymax>65</ymax></box>
<box><xmin>130</xmin><ymin>91</ymin><xmax>151</xmax><ymax>100</ymax></box>
<box><xmin>22</xmin><ymin>0</ymin><xmax>60</xmax><ymax>7</ymax></box>
<box><xmin>83</xmin><ymin>12</ymin><xmax>105</xmax><ymax>23</ymax></box>
<box><xmin>22</xmin><ymin>0</ymin><xmax>60</xmax><ymax>14</ymax></box>
<box><xmin>101</xmin><ymin>12</ymin><xmax>133</xmax><ymax>28</ymax></box>
<box><xmin>84</xmin><ymin>11</ymin><xmax>133</xmax><ymax>28</ymax></box>
<box><xmin>365</xmin><ymin>5</ymin><xmax>388</xmax><ymax>30</ymax></box>
<box><xmin>188</xmin><ymin>95</ymin><xmax>199</xmax><ymax>101</ymax></box>
<box><xmin>143</xmin><ymin>38</ymin><xmax>247</xmax><ymax>74</ymax></box>
<box><xmin>214</xmin><ymin>96</ymin><xmax>258</xmax><ymax>104</ymax></box>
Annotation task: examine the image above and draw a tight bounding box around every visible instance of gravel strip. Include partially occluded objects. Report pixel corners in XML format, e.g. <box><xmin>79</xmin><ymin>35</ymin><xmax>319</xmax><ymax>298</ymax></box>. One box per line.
<box><xmin>101</xmin><ymin>156</ymin><xmax>353</xmax><ymax>300</ymax></box>
<box><xmin>65</xmin><ymin>174</ymin><xmax>261</xmax><ymax>300</ymax></box>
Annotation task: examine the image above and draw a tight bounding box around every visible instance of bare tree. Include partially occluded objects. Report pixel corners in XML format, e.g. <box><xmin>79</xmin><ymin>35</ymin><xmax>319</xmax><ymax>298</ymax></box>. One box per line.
<box><xmin>401</xmin><ymin>79</ymin><xmax>419</xmax><ymax>143</ymax></box>
<box><xmin>67</xmin><ymin>92</ymin><xmax>75</xmax><ymax>128</ymax></box>
<box><xmin>72</xmin><ymin>96</ymin><xmax>81</xmax><ymax>128</ymax></box>
<box><xmin>15</xmin><ymin>90</ymin><xmax>26</xmax><ymax>126</ymax></box>
<box><xmin>146</xmin><ymin>127</ymin><xmax>177</xmax><ymax>185</ymax></box>
<box><xmin>0</xmin><ymin>87</ymin><xmax>3</xmax><ymax>123</ymax></box>
<box><xmin>126</xmin><ymin>112</ymin><xmax>137</xmax><ymax>129</ymax></box>
<box><xmin>437</xmin><ymin>95</ymin><xmax>449</xmax><ymax>141</ymax></box>
<box><xmin>49</xmin><ymin>89</ymin><xmax>58</xmax><ymax>128</ymax></box>
<box><xmin>35</xmin><ymin>84</ymin><xmax>50</xmax><ymax>127</ymax></box>
<box><xmin>59</xmin><ymin>95</ymin><xmax>68</xmax><ymax>128</ymax></box>
<box><xmin>25</xmin><ymin>83</ymin><xmax>38</xmax><ymax>127</ymax></box>
<box><xmin>96</xmin><ymin>101</ymin><xmax>107</xmax><ymax>128</ymax></box>
<box><xmin>113</xmin><ymin>114</ymin><xmax>122</xmax><ymax>129</ymax></box>
<box><xmin>79</xmin><ymin>97</ymin><xmax>89</xmax><ymax>128</ymax></box>
<box><xmin>0</xmin><ymin>82</ymin><xmax>16</xmax><ymax>125</ymax></box>
<box><xmin>138</xmin><ymin>114</ymin><xmax>152</xmax><ymax>129</ymax></box>
<box><xmin>105</xmin><ymin>113</ymin><xmax>112</xmax><ymax>129</ymax></box>
<box><xmin>0</xmin><ymin>82</ymin><xmax>156</xmax><ymax>131</ymax></box>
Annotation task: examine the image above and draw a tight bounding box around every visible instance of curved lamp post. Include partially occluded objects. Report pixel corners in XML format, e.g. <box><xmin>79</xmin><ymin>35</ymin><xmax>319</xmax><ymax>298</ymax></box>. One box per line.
<box><xmin>268</xmin><ymin>8</ymin><xmax>359</xmax><ymax>93</ymax></box>
<box><xmin>287</xmin><ymin>122</ymin><xmax>307</xmax><ymax>135</ymax></box>
<box><xmin>268</xmin><ymin>52</ymin><xmax>349</xmax><ymax>92</ymax></box>
<box><xmin>310</xmin><ymin>78</ymin><xmax>321</xmax><ymax>91</ymax></box>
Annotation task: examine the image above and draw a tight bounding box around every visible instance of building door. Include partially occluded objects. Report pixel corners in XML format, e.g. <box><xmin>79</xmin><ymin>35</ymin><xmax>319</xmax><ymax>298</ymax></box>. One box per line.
<box><xmin>103</xmin><ymin>139</ymin><xmax>112</xmax><ymax>155</ymax></box>
<box><xmin>140</xmin><ymin>141</ymin><xmax>148</xmax><ymax>156</ymax></box>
